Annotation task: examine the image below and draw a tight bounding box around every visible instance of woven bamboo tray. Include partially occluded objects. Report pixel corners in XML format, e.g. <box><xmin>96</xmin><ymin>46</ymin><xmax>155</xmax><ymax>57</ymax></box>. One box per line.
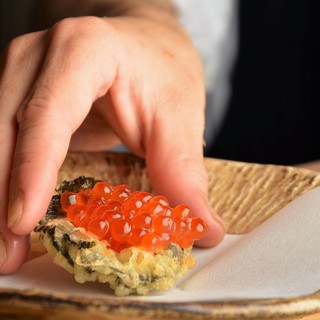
<box><xmin>1</xmin><ymin>151</ymin><xmax>320</xmax><ymax>320</ymax></box>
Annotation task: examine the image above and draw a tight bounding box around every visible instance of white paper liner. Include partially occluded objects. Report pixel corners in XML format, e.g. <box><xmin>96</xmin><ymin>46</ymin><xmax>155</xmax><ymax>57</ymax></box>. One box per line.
<box><xmin>1</xmin><ymin>186</ymin><xmax>320</xmax><ymax>302</ymax></box>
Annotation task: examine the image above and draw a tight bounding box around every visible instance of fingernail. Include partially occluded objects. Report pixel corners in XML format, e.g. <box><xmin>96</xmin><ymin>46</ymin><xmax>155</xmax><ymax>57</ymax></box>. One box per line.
<box><xmin>207</xmin><ymin>203</ymin><xmax>226</xmax><ymax>232</ymax></box>
<box><xmin>213</xmin><ymin>213</ymin><xmax>226</xmax><ymax>231</ymax></box>
<box><xmin>8</xmin><ymin>189</ymin><xmax>24</xmax><ymax>231</ymax></box>
<box><xmin>0</xmin><ymin>233</ymin><xmax>7</xmax><ymax>267</ymax></box>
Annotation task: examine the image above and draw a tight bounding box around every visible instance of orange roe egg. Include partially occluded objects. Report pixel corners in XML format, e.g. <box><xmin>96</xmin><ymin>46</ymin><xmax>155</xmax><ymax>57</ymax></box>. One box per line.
<box><xmin>60</xmin><ymin>192</ymin><xmax>77</xmax><ymax>211</ymax></box>
<box><xmin>152</xmin><ymin>216</ymin><xmax>175</xmax><ymax>235</ymax></box>
<box><xmin>188</xmin><ymin>217</ymin><xmax>208</xmax><ymax>240</ymax></box>
<box><xmin>111</xmin><ymin>185</ymin><xmax>130</xmax><ymax>202</ymax></box>
<box><xmin>92</xmin><ymin>181</ymin><xmax>113</xmax><ymax>198</ymax></box>
<box><xmin>140</xmin><ymin>233</ymin><xmax>162</xmax><ymax>251</ymax></box>
<box><xmin>139</xmin><ymin>201</ymin><xmax>165</xmax><ymax>216</ymax></box>
<box><xmin>173</xmin><ymin>205</ymin><xmax>191</xmax><ymax>219</ymax></box>
<box><xmin>132</xmin><ymin>191</ymin><xmax>152</xmax><ymax>203</ymax></box>
<box><xmin>87</xmin><ymin>219</ymin><xmax>109</xmax><ymax>239</ymax></box>
<box><xmin>122</xmin><ymin>209</ymin><xmax>135</xmax><ymax>220</ymax></box>
<box><xmin>105</xmin><ymin>200</ymin><xmax>122</xmax><ymax>211</ymax></box>
<box><xmin>76</xmin><ymin>188</ymin><xmax>92</xmax><ymax>206</ymax></box>
<box><xmin>129</xmin><ymin>228</ymin><xmax>147</xmax><ymax>246</ymax></box>
<box><xmin>177</xmin><ymin>237</ymin><xmax>194</xmax><ymax>249</ymax></box>
<box><xmin>110</xmin><ymin>219</ymin><xmax>132</xmax><ymax>243</ymax></box>
<box><xmin>131</xmin><ymin>213</ymin><xmax>153</xmax><ymax>230</ymax></box>
<box><xmin>73</xmin><ymin>211</ymin><xmax>90</xmax><ymax>228</ymax></box>
<box><xmin>60</xmin><ymin>182</ymin><xmax>209</xmax><ymax>253</ymax></box>
<box><xmin>148</xmin><ymin>195</ymin><xmax>169</xmax><ymax>207</ymax></box>
<box><xmin>171</xmin><ymin>218</ymin><xmax>189</xmax><ymax>243</ymax></box>
<box><xmin>66</xmin><ymin>205</ymin><xmax>85</xmax><ymax>221</ymax></box>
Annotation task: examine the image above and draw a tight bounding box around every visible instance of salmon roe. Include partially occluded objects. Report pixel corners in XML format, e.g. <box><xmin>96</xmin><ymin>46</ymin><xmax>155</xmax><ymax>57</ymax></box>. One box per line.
<box><xmin>60</xmin><ymin>182</ymin><xmax>208</xmax><ymax>253</ymax></box>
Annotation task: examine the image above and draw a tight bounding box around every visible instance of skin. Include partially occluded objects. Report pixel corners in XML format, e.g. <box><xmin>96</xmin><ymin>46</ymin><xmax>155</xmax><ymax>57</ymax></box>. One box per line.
<box><xmin>0</xmin><ymin>1</ymin><xmax>225</xmax><ymax>274</ymax></box>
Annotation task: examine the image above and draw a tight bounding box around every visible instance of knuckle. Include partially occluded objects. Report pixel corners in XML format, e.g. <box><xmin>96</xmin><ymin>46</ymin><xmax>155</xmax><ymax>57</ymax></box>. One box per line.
<box><xmin>16</xmin><ymin>85</ymin><xmax>73</xmax><ymax>140</ymax></box>
<box><xmin>50</xmin><ymin>16</ymin><xmax>110</xmax><ymax>41</ymax></box>
<box><xmin>47</xmin><ymin>17</ymin><xmax>113</xmax><ymax>66</ymax></box>
<box><xmin>16</xmin><ymin>86</ymin><xmax>56</xmax><ymax>125</ymax></box>
<box><xmin>12</xmin><ymin>150</ymin><xmax>35</xmax><ymax>172</ymax></box>
<box><xmin>48</xmin><ymin>18</ymin><xmax>85</xmax><ymax>53</ymax></box>
<box><xmin>1</xmin><ymin>35</ymin><xmax>31</xmax><ymax>67</ymax></box>
<box><xmin>12</xmin><ymin>148</ymin><xmax>60</xmax><ymax>176</ymax></box>
<box><xmin>50</xmin><ymin>17</ymin><xmax>79</xmax><ymax>37</ymax></box>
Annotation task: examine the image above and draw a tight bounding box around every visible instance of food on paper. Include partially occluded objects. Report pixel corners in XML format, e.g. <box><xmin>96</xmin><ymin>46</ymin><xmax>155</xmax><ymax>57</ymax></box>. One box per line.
<box><xmin>35</xmin><ymin>176</ymin><xmax>208</xmax><ymax>296</ymax></box>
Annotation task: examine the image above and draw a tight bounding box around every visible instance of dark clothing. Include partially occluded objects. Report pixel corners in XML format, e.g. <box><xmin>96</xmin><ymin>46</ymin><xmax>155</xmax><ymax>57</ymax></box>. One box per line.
<box><xmin>0</xmin><ymin>0</ymin><xmax>36</xmax><ymax>51</ymax></box>
<box><xmin>206</xmin><ymin>0</ymin><xmax>320</xmax><ymax>165</ymax></box>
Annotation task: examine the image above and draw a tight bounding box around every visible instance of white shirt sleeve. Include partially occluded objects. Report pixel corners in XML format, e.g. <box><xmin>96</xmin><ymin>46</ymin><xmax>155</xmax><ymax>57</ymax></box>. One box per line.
<box><xmin>172</xmin><ymin>0</ymin><xmax>239</xmax><ymax>146</ymax></box>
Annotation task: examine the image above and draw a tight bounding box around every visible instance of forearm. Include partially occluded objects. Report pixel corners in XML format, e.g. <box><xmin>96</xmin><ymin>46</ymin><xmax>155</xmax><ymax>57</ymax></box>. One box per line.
<box><xmin>29</xmin><ymin>0</ymin><xmax>177</xmax><ymax>31</ymax></box>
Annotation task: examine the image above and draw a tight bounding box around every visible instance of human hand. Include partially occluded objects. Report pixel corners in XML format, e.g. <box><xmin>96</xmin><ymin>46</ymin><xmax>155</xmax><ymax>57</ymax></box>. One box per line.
<box><xmin>0</xmin><ymin>14</ymin><xmax>225</xmax><ymax>273</ymax></box>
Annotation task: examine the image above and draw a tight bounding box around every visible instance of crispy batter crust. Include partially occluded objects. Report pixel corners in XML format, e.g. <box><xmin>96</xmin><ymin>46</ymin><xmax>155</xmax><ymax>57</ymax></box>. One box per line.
<box><xmin>36</xmin><ymin>218</ymin><xmax>195</xmax><ymax>296</ymax></box>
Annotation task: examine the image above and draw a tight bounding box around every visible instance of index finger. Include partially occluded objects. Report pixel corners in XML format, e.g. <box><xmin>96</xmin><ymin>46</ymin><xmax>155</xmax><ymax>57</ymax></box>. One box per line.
<box><xmin>7</xmin><ymin>19</ymin><xmax>118</xmax><ymax>235</ymax></box>
<box><xmin>0</xmin><ymin>32</ymin><xmax>47</xmax><ymax>273</ymax></box>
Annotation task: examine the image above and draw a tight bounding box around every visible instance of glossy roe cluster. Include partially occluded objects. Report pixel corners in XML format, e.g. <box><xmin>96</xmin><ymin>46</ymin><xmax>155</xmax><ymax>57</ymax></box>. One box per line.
<box><xmin>60</xmin><ymin>182</ymin><xmax>208</xmax><ymax>253</ymax></box>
